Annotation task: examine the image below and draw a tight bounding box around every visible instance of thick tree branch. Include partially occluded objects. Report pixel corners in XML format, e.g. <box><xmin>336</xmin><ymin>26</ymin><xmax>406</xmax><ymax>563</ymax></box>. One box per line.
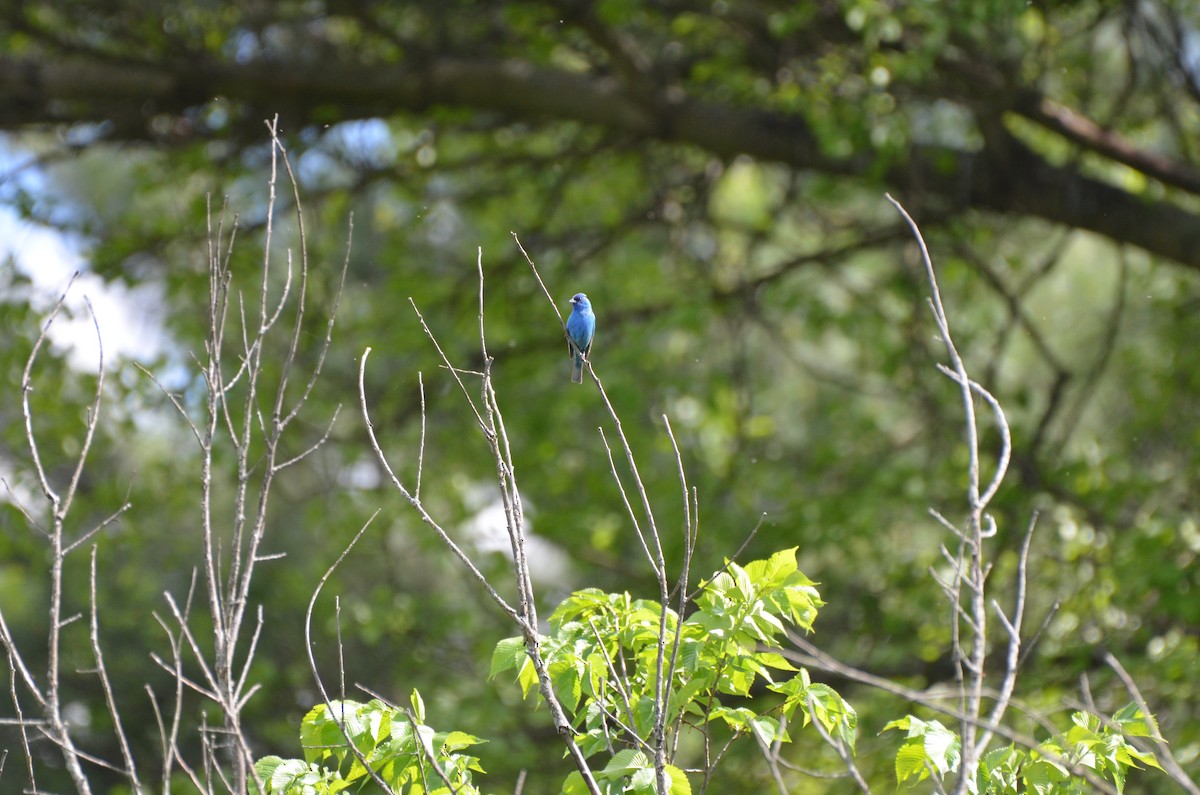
<box><xmin>897</xmin><ymin>134</ymin><xmax>1200</xmax><ymax>269</ymax></box>
<box><xmin>2</xmin><ymin>53</ymin><xmax>1200</xmax><ymax>267</ymax></box>
<box><xmin>1015</xmin><ymin>92</ymin><xmax>1200</xmax><ymax>194</ymax></box>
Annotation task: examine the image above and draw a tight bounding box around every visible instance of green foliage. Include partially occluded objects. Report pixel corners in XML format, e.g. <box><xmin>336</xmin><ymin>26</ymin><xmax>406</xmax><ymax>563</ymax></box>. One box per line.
<box><xmin>264</xmin><ymin>550</ymin><xmax>1165</xmax><ymax>795</ymax></box>
<box><xmin>884</xmin><ymin>705</ymin><xmax>1162</xmax><ymax>794</ymax></box>
<box><xmin>267</xmin><ymin>549</ymin><xmax>853</xmax><ymax>794</ymax></box>
<box><xmin>491</xmin><ymin>549</ymin><xmax>855</xmax><ymax>793</ymax></box>
<box><xmin>769</xmin><ymin>669</ymin><xmax>858</xmax><ymax>751</ymax></box>
<box><xmin>256</xmin><ymin>691</ymin><xmax>487</xmax><ymax>795</ymax></box>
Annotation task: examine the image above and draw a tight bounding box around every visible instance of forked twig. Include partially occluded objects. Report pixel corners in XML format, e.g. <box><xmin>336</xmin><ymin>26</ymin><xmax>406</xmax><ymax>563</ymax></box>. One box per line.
<box><xmin>358</xmin><ymin>348</ymin><xmax>520</xmax><ymax>624</ymax></box>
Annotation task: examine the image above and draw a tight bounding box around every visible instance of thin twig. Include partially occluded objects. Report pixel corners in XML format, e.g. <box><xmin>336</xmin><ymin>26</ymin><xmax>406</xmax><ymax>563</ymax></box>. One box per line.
<box><xmin>805</xmin><ymin>689</ymin><xmax>872</xmax><ymax>795</ymax></box>
<box><xmin>7</xmin><ymin>647</ymin><xmax>37</xmax><ymax>792</ymax></box>
<box><xmin>64</xmin><ymin>497</ymin><xmax>131</xmax><ymax>557</ymax></box>
<box><xmin>687</xmin><ymin>513</ymin><xmax>765</xmax><ymax>602</ymax></box>
<box><xmin>89</xmin><ymin>546</ymin><xmax>143</xmax><ymax>793</ymax></box>
<box><xmin>598</xmin><ymin>428</ymin><xmax>656</xmax><ymax>573</ymax></box>
<box><xmin>416</xmin><ymin>372</ymin><xmax>426</xmax><ymax>500</ymax></box>
<box><xmin>583</xmin><ymin>617</ymin><xmax>643</xmax><ymax>749</ymax></box>
<box><xmin>408</xmin><ymin>299</ymin><xmax>489</xmax><ymax>431</ymax></box>
<box><xmin>752</xmin><ymin>729</ymin><xmax>790</xmax><ymax>795</ymax></box>
<box><xmin>18</xmin><ymin>273</ymin><xmax>97</xmax><ymax>795</ymax></box>
<box><xmin>20</xmin><ymin>272</ymin><xmax>78</xmax><ymax>507</ymax></box>
<box><xmin>978</xmin><ymin>512</ymin><xmax>1038</xmax><ymax>753</ymax></box>
<box><xmin>304</xmin><ymin>512</ymin><xmax>395</xmax><ymax>794</ymax></box>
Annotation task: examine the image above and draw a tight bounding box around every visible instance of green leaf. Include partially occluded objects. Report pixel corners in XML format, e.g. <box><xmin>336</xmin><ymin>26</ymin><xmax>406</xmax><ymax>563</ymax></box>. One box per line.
<box><xmin>667</xmin><ymin>675</ymin><xmax>711</xmax><ymax>724</ymax></box>
<box><xmin>517</xmin><ymin>655</ymin><xmax>539</xmax><ymax>699</ymax></box>
<box><xmin>257</xmin><ymin>756</ymin><xmax>330</xmax><ymax>793</ymax></box>
<box><xmin>1023</xmin><ymin>758</ymin><xmax>1070</xmax><ymax>795</ymax></box>
<box><xmin>804</xmin><ymin>683</ymin><xmax>857</xmax><ymax>751</ymax></box>
<box><xmin>895</xmin><ymin>740</ymin><xmax>929</xmax><ymax>785</ymax></box>
<box><xmin>666</xmin><ymin>764</ymin><xmax>692</xmax><ymax>795</ymax></box>
<box><xmin>489</xmin><ymin>636</ymin><xmax>526</xmax><ymax>679</ymax></box>
<box><xmin>1120</xmin><ymin>744</ymin><xmax>1162</xmax><ymax>771</ymax></box>
<box><xmin>254</xmin><ymin>756</ymin><xmax>287</xmax><ymax>789</ymax></box>
<box><xmin>923</xmin><ymin>722</ymin><xmax>961</xmax><ymax>776</ymax></box>
<box><xmin>584</xmin><ymin>651</ymin><xmax>609</xmax><ymax>698</ymax></box>
<box><xmin>560</xmin><ymin>771</ymin><xmax>589</xmax><ymax>795</ymax></box>
<box><xmin>885</xmin><ymin>715</ymin><xmax>959</xmax><ymax>784</ymax></box>
<box><xmin>300</xmin><ymin>703</ymin><xmax>357</xmax><ymax>765</ymax></box>
<box><xmin>749</xmin><ymin>714</ymin><xmax>784</xmax><ymax>746</ymax></box>
<box><xmin>1112</xmin><ymin>702</ymin><xmax>1158</xmax><ymax>738</ymax></box>
<box><xmin>677</xmin><ymin>636</ymin><xmax>705</xmax><ymax>673</ymax></box>
<box><xmin>754</xmin><ymin>651</ymin><xmax>798</xmax><ymax>672</ymax></box>
<box><xmin>555</xmin><ymin>664</ymin><xmax>583</xmax><ymax>712</ymax></box>
<box><xmin>745</xmin><ymin>547</ymin><xmax>798</xmax><ymax>585</ymax></box>
<box><xmin>602</xmin><ymin>749</ymin><xmax>651</xmax><ymax>777</ymax></box>
<box><xmin>708</xmin><ymin>705</ymin><xmax>755</xmax><ymax>732</ymax></box>
<box><xmin>439</xmin><ymin>730</ymin><xmax>484</xmax><ymax>753</ymax></box>
<box><xmin>732</xmin><ymin>563</ymin><xmax>755</xmax><ymax>600</ymax></box>
<box><xmin>781</xmin><ymin>584</ymin><xmax>823</xmax><ymax>630</ymax></box>
<box><xmin>979</xmin><ymin>745</ymin><xmax>1025</xmax><ymax>795</ymax></box>
<box><xmin>629</xmin><ymin>766</ymin><xmax>656</xmax><ymax>791</ymax></box>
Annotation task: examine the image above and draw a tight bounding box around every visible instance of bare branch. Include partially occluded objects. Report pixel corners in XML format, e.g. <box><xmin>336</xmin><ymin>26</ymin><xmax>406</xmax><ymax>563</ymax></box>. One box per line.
<box><xmin>20</xmin><ymin>272</ymin><xmax>79</xmax><ymax>508</ymax></box>
<box><xmin>6</xmin><ymin>645</ymin><xmax>38</xmax><ymax>792</ymax></box>
<box><xmin>687</xmin><ymin>513</ymin><xmax>765</xmax><ymax>603</ymax></box>
<box><xmin>978</xmin><ymin>512</ymin><xmax>1038</xmax><ymax>754</ymax></box>
<box><xmin>416</xmin><ymin>372</ymin><xmax>426</xmax><ymax>500</ymax></box>
<box><xmin>1105</xmin><ymin>653</ymin><xmax>1200</xmax><ymax>795</ymax></box>
<box><xmin>583</xmin><ymin>617</ymin><xmax>642</xmax><ymax>750</ymax></box>
<box><xmin>518</xmin><ymin>235</ymin><xmax>676</xmax><ymax>794</ymax></box>
<box><xmin>408</xmin><ymin>299</ymin><xmax>489</xmax><ymax>430</ymax></box>
<box><xmin>134</xmin><ymin>363</ymin><xmax>204</xmax><ymax>447</ymax></box>
<box><xmin>147</xmin><ymin>570</ymin><xmax>199</xmax><ymax>794</ymax></box>
<box><xmin>64</xmin><ymin>497</ymin><xmax>131</xmax><ymax>557</ymax></box>
<box><xmin>274</xmin><ymin>405</ymin><xmax>343</xmax><ymax>471</ymax></box>
<box><xmin>59</xmin><ymin>296</ymin><xmax>106</xmax><ymax>522</ymax></box>
<box><xmin>89</xmin><ymin>546</ymin><xmax>143</xmax><ymax>793</ymax></box>
<box><xmin>887</xmin><ymin>194</ymin><xmax>1016</xmax><ymax>794</ymax></box>
<box><xmin>358</xmin><ymin>347</ymin><xmax>521</xmax><ymax>624</ymax></box>
<box><xmin>598</xmin><ymin>428</ymin><xmax>656</xmax><ymax>575</ymax></box>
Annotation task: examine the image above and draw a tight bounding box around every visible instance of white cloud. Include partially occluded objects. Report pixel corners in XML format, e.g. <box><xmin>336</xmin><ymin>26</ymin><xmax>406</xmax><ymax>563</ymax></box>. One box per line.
<box><xmin>1</xmin><ymin>209</ymin><xmax>166</xmax><ymax>369</ymax></box>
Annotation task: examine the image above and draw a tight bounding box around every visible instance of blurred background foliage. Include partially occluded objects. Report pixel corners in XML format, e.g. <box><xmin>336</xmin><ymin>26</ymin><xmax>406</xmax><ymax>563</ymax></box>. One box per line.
<box><xmin>1</xmin><ymin>1</ymin><xmax>1199</xmax><ymax>792</ymax></box>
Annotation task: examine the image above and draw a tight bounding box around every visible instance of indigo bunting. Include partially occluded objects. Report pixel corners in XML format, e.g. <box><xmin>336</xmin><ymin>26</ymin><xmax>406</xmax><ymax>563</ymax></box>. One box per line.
<box><xmin>566</xmin><ymin>293</ymin><xmax>595</xmax><ymax>384</ymax></box>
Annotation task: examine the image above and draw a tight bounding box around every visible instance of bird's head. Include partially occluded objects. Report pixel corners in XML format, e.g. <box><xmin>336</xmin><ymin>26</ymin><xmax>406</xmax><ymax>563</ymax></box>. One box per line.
<box><xmin>570</xmin><ymin>293</ymin><xmax>591</xmax><ymax>310</ymax></box>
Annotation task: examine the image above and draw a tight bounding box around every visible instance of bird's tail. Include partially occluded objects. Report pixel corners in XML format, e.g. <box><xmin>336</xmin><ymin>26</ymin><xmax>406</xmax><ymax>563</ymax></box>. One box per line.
<box><xmin>571</xmin><ymin>354</ymin><xmax>584</xmax><ymax>383</ymax></box>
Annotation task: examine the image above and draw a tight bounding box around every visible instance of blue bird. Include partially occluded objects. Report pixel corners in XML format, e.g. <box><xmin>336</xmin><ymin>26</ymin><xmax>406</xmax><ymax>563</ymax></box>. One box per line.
<box><xmin>565</xmin><ymin>293</ymin><xmax>595</xmax><ymax>384</ymax></box>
